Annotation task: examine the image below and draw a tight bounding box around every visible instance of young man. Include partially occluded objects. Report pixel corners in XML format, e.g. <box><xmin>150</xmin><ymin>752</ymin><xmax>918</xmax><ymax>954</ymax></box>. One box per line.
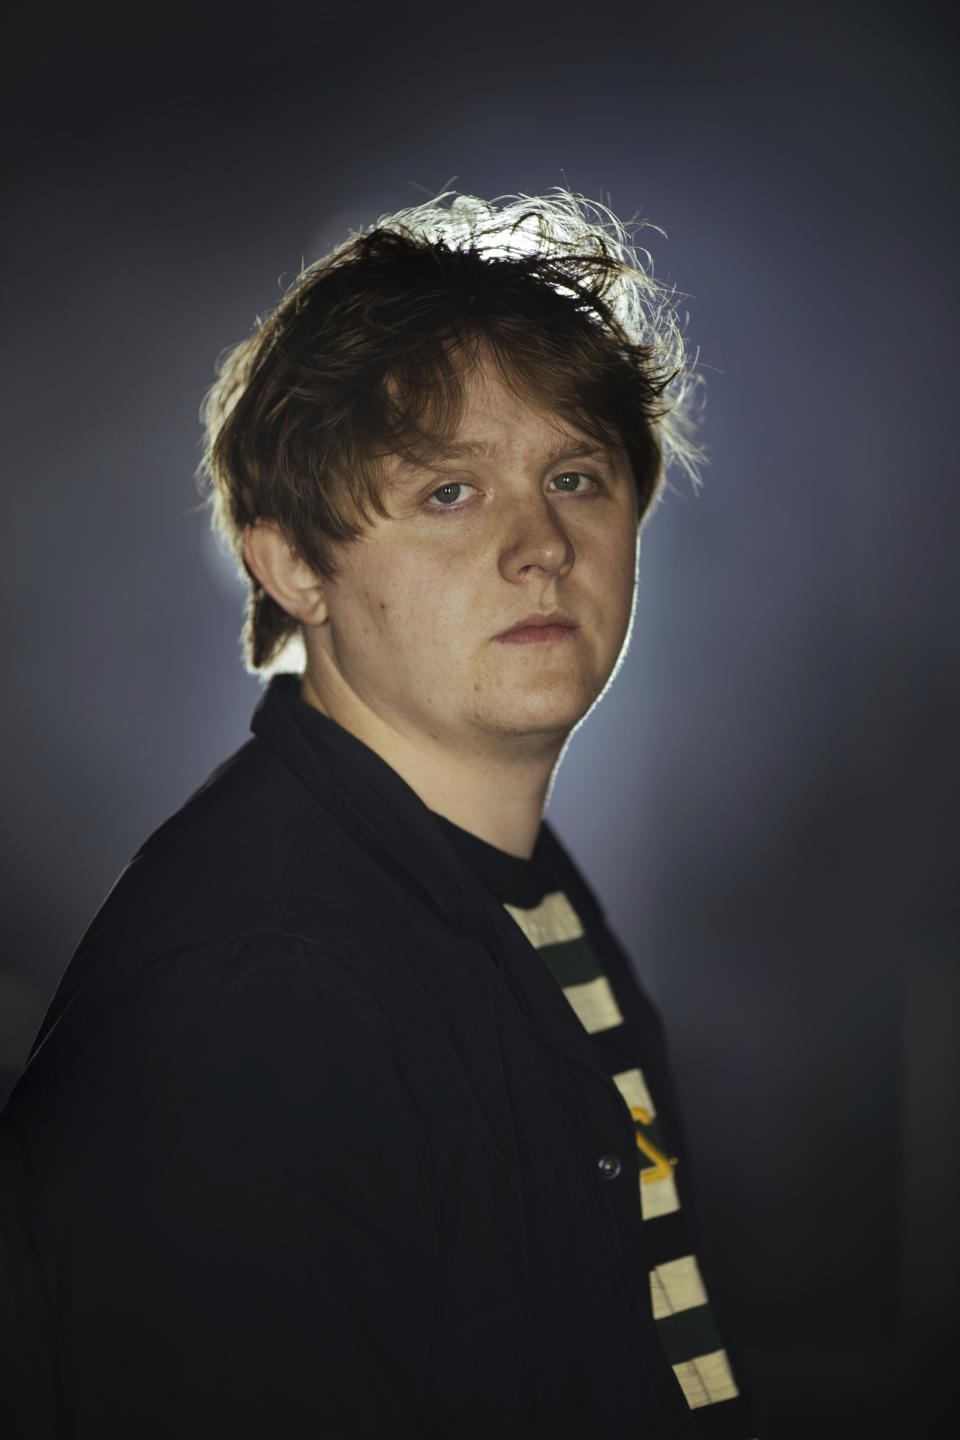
<box><xmin>1</xmin><ymin>193</ymin><xmax>755</xmax><ymax>1437</ymax></box>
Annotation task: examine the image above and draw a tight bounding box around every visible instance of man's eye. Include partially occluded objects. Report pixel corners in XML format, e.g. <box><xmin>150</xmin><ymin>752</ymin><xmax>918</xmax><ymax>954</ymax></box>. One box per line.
<box><xmin>549</xmin><ymin>471</ymin><xmax>594</xmax><ymax>494</ymax></box>
<box><xmin>428</xmin><ymin>482</ymin><xmax>475</xmax><ymax>507</ymax></box>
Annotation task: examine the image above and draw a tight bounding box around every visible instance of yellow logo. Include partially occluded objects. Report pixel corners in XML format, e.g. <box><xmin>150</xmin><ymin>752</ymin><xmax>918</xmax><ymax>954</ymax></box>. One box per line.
<box><xmin>630</xmin><ymin>1106</ymin><xmax>676</xmax><ymax>1183</ymax></box>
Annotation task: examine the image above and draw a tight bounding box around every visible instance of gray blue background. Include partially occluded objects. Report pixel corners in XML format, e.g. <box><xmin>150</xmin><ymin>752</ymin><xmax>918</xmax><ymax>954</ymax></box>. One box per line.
<box><xmin>3</xmin><ymin>2</ymin><xmax>956</xmax><ymax>1433</ymax></box>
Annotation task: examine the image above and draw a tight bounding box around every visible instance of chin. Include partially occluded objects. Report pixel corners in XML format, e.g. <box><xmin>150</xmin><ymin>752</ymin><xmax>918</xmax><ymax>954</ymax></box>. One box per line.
<box><xmin>479</xmin><ymin>690</ymin><xmax>598</xmax><ymax>742</ymax></box>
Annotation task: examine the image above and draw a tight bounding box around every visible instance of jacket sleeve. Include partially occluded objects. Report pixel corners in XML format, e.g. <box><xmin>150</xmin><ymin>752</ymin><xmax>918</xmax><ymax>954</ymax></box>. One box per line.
<box><xmin>11</xmin><ymin>933</ymin><xmax>440</xmax><ymax>1438</ymax></box>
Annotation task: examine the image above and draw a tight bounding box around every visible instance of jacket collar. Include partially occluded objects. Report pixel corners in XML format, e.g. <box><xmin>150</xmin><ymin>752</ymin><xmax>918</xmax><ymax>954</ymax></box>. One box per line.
<box><xmin>251</xmin><ymin>675</ymin><xmax>486</xmax><ymax>929</ymax></box>
<box><xmin>250</xmin><ymin>675</ymin><xmax>619</xmax><ymax>1090</ymax></box>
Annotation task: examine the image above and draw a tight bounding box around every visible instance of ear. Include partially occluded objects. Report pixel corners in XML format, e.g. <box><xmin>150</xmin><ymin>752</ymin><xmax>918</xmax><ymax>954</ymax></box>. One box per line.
<box><xmin>242</xmin><ymin>520</ymin><xmax>329</xmax><ymax>626</ymax></box>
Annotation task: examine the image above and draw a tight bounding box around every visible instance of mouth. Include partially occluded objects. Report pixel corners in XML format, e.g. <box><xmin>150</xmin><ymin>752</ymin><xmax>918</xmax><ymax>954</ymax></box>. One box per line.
<box><xmin>494</xmin><ymin>612</ymin><xmax>579</xmax><ymax>646</ymax></box>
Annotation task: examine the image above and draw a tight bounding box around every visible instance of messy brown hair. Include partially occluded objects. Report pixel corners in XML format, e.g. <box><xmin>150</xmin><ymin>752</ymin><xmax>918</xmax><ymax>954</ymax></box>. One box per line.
<box><xmin>199</xmin><ymin>190</ymin><xmax>703</xmax><ymax>672</ymax></box>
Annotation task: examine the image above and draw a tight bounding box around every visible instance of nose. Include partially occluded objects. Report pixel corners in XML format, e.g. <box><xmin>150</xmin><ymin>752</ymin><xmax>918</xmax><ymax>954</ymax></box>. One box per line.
<box><xmin>497</xmin><ymin>494</ymin><xmax>575</xmax><ymax>584</ymax></box>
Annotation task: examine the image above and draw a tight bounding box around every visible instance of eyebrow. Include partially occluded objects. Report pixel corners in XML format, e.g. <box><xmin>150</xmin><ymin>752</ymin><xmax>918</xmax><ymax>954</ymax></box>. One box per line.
<box><xmin>413</xmin><ymin>435</ymin><xmax>617</xmax><ymax>468</ymax></box>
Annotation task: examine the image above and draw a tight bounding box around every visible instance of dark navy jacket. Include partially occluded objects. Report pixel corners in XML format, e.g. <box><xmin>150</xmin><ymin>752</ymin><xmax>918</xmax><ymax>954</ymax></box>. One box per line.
<box><xmin>1</xmin><ymin>675</ymin><xmax>699</xmax><ymax>1438</ymax></box>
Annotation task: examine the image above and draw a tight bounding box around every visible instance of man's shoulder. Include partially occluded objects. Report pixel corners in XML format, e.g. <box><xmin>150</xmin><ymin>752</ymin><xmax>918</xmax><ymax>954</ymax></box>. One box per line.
<box><xmin>27</xmin><ymin>733</ymin><xmax>402</xmax><ymax>1056</ymax></box>
<box><xmin>119</xmin><ymin>734</ymin><xmax>359</xmax><ymax>944</ymax></box>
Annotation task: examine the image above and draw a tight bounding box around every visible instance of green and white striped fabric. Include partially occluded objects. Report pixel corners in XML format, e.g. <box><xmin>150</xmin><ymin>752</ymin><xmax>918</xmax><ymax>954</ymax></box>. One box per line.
<box><xmin>505</xmin><ymin>889</ymin><xmax>757</xmax><ymax>1440</ymax></box>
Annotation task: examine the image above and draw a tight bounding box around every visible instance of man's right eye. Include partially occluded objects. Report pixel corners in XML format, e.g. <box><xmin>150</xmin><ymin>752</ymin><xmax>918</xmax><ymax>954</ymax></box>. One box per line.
<box><xmin>427</xmin><ymin>482</ymin><xmax>475</xmax><ymax>507</ymax></box>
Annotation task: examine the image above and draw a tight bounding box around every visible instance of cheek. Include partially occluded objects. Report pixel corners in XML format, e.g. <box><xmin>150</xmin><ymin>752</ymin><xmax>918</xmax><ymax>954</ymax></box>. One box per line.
<box><xmin>598</xmin><ymin>532</ymin><xmax>639</xmax><ymax>655</ymax></box>
<box><xmin>385</xmin><ymin>548</ymin><xmax>474</xmax><ymax>615</ymax></box>
<box><xmin>359</xmin><ymin>558</ymin><xmax>466</xmax><ymax>658</ymax></box>
<box><xmin>600</xmin><ymin>524</ymin><xmax>639</xmax><ymax>600</ymax></box>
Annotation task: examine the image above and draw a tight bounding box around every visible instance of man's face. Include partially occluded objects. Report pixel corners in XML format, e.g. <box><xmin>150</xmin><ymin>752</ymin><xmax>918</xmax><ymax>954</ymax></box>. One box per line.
<box><xmin>309</xmin><ymin>360</ymin><xmax>640</xmax><ymax>763</ymax></box>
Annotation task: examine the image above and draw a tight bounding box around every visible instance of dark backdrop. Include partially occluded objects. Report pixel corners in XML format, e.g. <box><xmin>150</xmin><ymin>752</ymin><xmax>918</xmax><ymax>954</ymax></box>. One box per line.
<box><xmin>2</xmin><ymin>2</ymin><xmax>957</xmax><ymax>1434</ymax></box>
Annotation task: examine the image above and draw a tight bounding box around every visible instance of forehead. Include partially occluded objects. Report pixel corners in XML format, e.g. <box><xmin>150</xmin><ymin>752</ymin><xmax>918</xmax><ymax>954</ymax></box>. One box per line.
<box><xmin>386</xmin><ymin>361</ymin><xmax>623</xmax><ymax>479</ymax></box>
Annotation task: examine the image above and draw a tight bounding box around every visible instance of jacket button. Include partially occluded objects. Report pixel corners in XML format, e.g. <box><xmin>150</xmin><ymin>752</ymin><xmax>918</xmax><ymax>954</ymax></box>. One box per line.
<box><xmin>597</xmin><ymin>1154</ymin><xmax>621</xmax><ymax>1179</ymax></box>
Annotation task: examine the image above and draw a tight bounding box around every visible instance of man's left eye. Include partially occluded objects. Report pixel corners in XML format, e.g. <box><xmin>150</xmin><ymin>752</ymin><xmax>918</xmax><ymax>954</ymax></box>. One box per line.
<box><xmin>549</xmin><ymin>472</ymin><xmax>593</xmax><ymax>494</ymax></box>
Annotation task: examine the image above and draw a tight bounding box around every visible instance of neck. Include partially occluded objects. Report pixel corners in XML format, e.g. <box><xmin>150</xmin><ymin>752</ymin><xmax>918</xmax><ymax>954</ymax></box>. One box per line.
<box><xmin>300</xmin><ymin>670</ymin><xmax>560</xmax><ymax>861</ymax></box>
